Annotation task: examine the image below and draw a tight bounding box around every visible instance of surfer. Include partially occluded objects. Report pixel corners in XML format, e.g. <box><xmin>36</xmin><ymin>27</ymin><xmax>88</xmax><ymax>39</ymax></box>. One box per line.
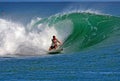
<box><xmin>49</xmin><ymin>35</ymin><xmax>62</xmax><ymax>51</ymax></box>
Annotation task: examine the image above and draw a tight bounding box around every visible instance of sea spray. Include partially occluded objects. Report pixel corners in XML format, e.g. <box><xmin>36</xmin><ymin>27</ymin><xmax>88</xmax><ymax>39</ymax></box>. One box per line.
<box><xmin>0</xmin><ymin>18</ymin><xmax>68</xmax><ymax>56</ymax></box>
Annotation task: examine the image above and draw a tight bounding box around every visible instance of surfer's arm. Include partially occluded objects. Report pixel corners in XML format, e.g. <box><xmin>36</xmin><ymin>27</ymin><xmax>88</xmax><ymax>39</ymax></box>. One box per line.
<box><xmin>56</xmin><ymin>39</ymin><xmax>62</xmax><ymax>45</ymax></box>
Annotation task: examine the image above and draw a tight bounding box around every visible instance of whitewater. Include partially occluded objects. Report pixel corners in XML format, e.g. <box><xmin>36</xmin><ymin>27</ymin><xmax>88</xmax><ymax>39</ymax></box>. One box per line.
<box><xmin>0</xmin><ymin>15</ymin><xmax>72</xmax><ymax>56</ymax></box>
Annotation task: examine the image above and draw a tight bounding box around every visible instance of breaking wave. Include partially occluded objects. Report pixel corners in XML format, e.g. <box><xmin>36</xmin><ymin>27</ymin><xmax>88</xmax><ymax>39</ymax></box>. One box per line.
<box><xmin>0</xmin><ymin>11</ymin><xmax>120</xmax><ymax>56</ymax></box>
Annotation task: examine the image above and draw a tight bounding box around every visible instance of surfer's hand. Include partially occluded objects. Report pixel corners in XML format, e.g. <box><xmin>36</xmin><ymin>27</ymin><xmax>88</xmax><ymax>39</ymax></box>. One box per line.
<box><xmin>60</xmin><ymin>42</ymin><xmax>62</xmax><ymax>45</ymax></box>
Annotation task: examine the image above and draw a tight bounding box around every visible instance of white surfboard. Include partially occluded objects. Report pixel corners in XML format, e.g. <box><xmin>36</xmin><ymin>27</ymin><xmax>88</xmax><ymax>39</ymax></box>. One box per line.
<box><xmin>48</xmin><ymin>48</ymin><xmax>63</xmax><ymax>54</ymax></box>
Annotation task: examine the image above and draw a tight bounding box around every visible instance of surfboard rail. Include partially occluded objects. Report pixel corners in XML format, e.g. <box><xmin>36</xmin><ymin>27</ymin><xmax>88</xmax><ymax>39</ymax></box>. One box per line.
<box><xmin>48</xmin><ymin>48</ymin><xmax>63</xmax><ymax>54</ymax></box>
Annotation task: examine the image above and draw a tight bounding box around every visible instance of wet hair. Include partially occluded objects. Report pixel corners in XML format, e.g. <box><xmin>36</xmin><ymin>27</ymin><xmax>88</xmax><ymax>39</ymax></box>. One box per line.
<box><xmin>53</xmin><ymin>35</ymin><xmax>56</xmax><ymax>38</ymax></box>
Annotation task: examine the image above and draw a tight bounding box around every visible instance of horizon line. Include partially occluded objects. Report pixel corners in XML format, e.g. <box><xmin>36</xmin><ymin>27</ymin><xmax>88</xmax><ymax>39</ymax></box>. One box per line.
<box><xmin>0</xmin><ymin>0</ymin><xmax>120</xmax><ymax>2</ymax></box>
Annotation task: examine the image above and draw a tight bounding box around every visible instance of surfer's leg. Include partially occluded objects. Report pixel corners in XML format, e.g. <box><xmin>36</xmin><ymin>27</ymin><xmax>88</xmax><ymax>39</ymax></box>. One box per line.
<box><xmin>49</xmin><ymin>47</ymin><xmax>51</xmax><ymax>51</ymax></box>
<box><xmin>49</xmin><ymin>46</ymin><xmax>53</xmax><ymax>51</ymax></box>
<box><xmin>49</xmin><ymin>46</ymin><xmax>55</xmax><ymax>50</ymax></box>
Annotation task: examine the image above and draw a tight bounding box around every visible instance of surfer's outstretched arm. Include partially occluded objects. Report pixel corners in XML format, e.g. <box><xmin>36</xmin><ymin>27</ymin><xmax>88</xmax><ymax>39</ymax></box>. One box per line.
<box><xmin>56</xmin><ymin>39</ymin><xmax>62</xmax><ymax>45</ymax></box>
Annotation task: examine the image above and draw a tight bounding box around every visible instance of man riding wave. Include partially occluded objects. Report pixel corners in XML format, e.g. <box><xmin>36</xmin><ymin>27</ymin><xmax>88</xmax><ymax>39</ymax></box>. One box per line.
<box><xmin>49</xmin><ymin>35</ymin><xmax>62</xmax><ymax>51</ymax></box>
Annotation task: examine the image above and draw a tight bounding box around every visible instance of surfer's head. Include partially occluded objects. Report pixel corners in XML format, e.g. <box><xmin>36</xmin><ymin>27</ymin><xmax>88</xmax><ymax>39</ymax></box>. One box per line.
<box><xmin>53</xmin><ymin>35</ymin><xmax>56</xmax><ymax>39</ymax></box>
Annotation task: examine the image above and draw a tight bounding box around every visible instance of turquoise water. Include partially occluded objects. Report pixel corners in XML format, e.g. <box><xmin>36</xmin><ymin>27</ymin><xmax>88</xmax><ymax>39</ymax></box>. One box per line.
<box><xmin>33</xmin><ymin>12</ymin><xmax>120</xmax><ymax>53</ymax></box>
<box><xmin>0</xmin><ymin>2</ymin><xmax>120</xmax><ymax>81</ymax></box>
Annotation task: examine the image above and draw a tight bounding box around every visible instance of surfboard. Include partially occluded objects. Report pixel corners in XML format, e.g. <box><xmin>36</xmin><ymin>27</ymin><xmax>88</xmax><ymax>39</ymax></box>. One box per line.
<box><xmin>48</xmin><ymin>48</ymin><xmax>63</xmax><ymax>54</ymax></box>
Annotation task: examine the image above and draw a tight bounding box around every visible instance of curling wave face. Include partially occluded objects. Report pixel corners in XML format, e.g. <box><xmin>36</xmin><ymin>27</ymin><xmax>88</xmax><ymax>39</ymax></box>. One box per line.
<box><xmin>33</xmin><ymin>12</ymin><xmax>120</xmax><ymax>53</ymax></box>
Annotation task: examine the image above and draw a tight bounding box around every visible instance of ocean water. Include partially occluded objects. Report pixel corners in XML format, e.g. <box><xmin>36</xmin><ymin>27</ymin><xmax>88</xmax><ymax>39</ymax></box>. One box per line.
<box><xmin>0</xmin><ymin>2</ymin><xmax>120</xmax><ymax>81</ymax></box>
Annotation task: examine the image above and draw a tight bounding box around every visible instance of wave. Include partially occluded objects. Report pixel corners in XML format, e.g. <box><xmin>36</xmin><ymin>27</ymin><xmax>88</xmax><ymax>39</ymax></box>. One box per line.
<box><xmin>33</xmin><ymin>12</ymin><xmax>120</xmax><ymax>53</ymax></box>
<box><xmin>0</xmin><ymin>12</ymin><xmax>120</xmax><ymax>56</ymax></box>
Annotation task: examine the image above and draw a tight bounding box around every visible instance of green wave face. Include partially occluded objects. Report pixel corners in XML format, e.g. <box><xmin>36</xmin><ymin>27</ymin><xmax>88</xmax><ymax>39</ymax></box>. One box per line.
<box><xmin>33</xmin><ymin>12</ymin><xmax>120</xmax><ymax>53</ymax></box>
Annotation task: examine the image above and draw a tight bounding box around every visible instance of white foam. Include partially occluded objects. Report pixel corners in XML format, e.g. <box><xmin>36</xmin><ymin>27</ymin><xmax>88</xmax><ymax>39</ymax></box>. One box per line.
<box><xmin>61</xmin><ymin>7</ymin><xmax>105</xmax><ymax>16</ymax></box>
<box><xmin>0</xmin><ymin>18</ymin><xmax>73</xmax><ymax>56</ymax></box>
<box><xmin>0</xmin><ymin>19</ymin><xmax>26</xmax><ymax>56</ymax></box>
